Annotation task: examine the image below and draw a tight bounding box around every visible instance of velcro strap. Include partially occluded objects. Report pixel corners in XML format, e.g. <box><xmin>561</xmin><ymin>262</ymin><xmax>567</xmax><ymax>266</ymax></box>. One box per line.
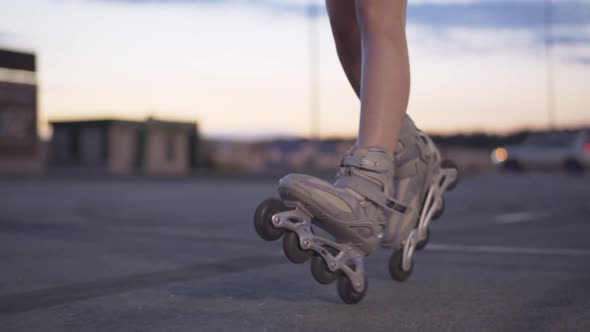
<box><xmin>337</xmin><ymin>175</ymin><xmax>409</xmax><ymax>215</ymax></box>
<box><xmin>340</xmin><ymin>155</ymin><xmax>390</xmax><ymax>173</ymax></box>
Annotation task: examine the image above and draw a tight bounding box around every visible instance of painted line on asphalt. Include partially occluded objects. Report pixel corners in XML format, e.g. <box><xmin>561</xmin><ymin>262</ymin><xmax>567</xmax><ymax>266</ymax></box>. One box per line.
<box><xmin>429</xmin><ymin>244</ymin><xmax>590</xmax><ymax>256</ymax></box>
<box><xmin>492</xmin><ymin>211</ymin><xmax>546</xmax><ymax>224</ymax></box>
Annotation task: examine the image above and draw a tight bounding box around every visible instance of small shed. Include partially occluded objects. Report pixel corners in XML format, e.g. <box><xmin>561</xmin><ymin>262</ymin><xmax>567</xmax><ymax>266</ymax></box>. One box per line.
<box><xmin>50</xmin><ymin>118</ymin><xmax>200</xmax><ymax>176</ymax></box>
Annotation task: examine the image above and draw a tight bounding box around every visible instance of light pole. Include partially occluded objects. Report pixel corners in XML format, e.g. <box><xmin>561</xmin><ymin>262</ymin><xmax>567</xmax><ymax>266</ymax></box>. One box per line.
<box><xmin>309</xmin><ymin>1</ymin><xmax>320</xmax><ymax>140</ymax></box>
<box><xmin>544</xmin><ymin>0</ymin><xmax>556</xmax><ymax>130</ymax></box>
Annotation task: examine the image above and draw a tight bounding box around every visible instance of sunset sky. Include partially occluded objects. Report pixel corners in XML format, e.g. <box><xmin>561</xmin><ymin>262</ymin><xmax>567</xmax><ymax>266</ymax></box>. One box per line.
<box><xmin>1</xmin><ymin>0</ymin><xmax>589</xmax><ymax>139</ymax></box>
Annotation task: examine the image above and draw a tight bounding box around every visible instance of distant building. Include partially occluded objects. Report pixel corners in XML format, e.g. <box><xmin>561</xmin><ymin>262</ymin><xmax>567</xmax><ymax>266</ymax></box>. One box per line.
<box><xmin>208</xmin><ymin>138</ymin><xmax>355</xmax><ymax>173</ymax></box>
<box><xmin>50</xmin><ymin>118</ymin><xmax>200</xmax><ymax>176</ymax></box>
<box><xmin>211</xmin><ymin>141</ymin><xmax>266</xmax><ymax>172</ymax></box>
<box><xmin>0</xmin><ymin>48</ymin><xmax>44</xmax><ymax>175</ymax></box>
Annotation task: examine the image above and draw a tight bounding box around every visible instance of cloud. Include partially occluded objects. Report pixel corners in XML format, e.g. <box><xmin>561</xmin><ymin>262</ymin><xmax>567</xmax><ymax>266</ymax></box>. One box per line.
<box><xmin>0</xmin><ymin>32</ymin><xmax>10</xmax><ymax>43</ymax></box>
<box><xmin>408</xmin><ymin>1</ymin><xmax>590</xmax><ymax>29</ymax></box>
<box><xmin>90</xmin><ymin>0</ymin><xmax>590</xmax><ymax>63</ymax></box>
<box><xmin>406</xmin><ymin>1</ymin><xmax>590</xmax><ymax>45</ymax></box>
<box><xmin>406</xmin><ymin>1</ymin><xmax>590</xmax><ymax>64</ymax></box>
<box><xmin>91</xmin><ymin>0</ymin><xmax>590</xmax><ymax>28</ymax></box>
<box><xmin>92</xmin><ymin>0</ymin><xmax>324</xmax><ymax>17</ymax></box>
<box><xmin>547</xmin><ymin>34</ymin><xmax>590</xmax><ymax>46</ymax></box>
<box><xmin>565</xmin><ymin>55</ymin><xmax>590</xmax><ymax>65</ymax></box>
<box><xmin>93</xmin><ymin>0</ymin><xmax>590</xmax><ymax>35</ymax></box>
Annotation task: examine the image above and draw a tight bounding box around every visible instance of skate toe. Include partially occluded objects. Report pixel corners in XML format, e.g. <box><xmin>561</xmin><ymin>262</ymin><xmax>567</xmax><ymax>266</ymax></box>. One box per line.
<box><xmin>278</xmin><ymin>173</ymin><xmax>318</xmax><ymax>201</ymax></box>
<box><xmin>277</xmin><ymin>174</ymin><xmax>355</xmax><ymax>217</ymax></box>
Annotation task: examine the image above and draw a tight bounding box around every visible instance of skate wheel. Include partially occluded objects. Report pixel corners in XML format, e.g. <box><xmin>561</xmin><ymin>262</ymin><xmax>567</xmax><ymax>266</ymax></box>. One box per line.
<box><xmin>337</xmin><ymin>273</ymin><xmax>368</xmax><ymax>305</ymax></box>
<box><xmin>415</xmin><ymin>227</ymin><xmax>430</xmax><ymax>251</ymax></box>
<box><xmin>432</xmin><ymin>197</ymin><xmax>445</xmax><ymax>220</ymax></box>
<box><xmin>254</xmin><ymin>198</ymin><xmax>286</xmax><ymax>241</ymax></box>
<box><xmin>311</xmin><ymin>254</ymin><xmax>338</xmax><ymax>285</ymax></box>
<box><xmin>441</xmin><ymin>159</ymin><xmax>459</xmax><ymax>191</ymax></box>
<box><xmin>389</xmin><ymin>250</ymin><xmax>413</xmax><ymax>282</ymax></box>
<box><xmin>283</xmin><ymin>231</ymin><xmax>311</xmax><ymax>264</ymax></box>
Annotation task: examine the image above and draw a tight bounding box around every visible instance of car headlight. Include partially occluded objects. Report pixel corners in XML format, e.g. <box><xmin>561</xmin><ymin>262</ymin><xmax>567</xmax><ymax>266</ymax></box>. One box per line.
<box><xmin>491</xmin><ymin>147</ymin><xmax>509</xmax><ymax>164</ymax></box>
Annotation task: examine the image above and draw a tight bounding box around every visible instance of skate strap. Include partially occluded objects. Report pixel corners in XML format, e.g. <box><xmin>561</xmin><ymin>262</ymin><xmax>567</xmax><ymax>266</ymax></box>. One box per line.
<box><xmin>337</xmin><ymin>176</ymin><xmax>409</xmax><ymax>215</ymax></box>
<box><xmin>340</xmin><ymin>155</ymin><xmax>390</xmax><ymax>173</ymax></box>
<box><xmin>344</xmin><ymin>150</ymin><xmax>418</xmax><ymax>178</ymax></box>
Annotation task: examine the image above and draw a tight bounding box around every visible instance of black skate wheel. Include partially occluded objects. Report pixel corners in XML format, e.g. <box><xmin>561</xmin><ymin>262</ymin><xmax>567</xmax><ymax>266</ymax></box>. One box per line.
<box><xmin>432</xmin><ymin>197</ymin><xmax>445</xmax><ymax>220</ymax></box>
<box><xmin>283</xmin><ymin>231</ymin><xmax>311</xmax><ymax>264</ymax></box>
<box><xmin>337</xmin><ymin>273</ymin><xmax>368</xmax><ymax>305</ymax></box>
<box><xmin>254</xmin><ymin>198</ymin><xmax>286</xmax><ymax>241</ymax></box>
<box><xmin>441</xmin><ymin>159</ymin><xmax>459</xmax><ymax>191</ymax></box>
<box><xmin>389</xmin><ymin>250</ymin><xmax>413</xmax><ymax>282</ymax></box>
<box><xmin>311</xmin><ymin>254</ymin><xmax>338</xmax><ymax>285</ymax></box>
<box><xmin>415</xmin><ymin>227</ymin><xmax>430</xmax><ymax>251</ymax></box>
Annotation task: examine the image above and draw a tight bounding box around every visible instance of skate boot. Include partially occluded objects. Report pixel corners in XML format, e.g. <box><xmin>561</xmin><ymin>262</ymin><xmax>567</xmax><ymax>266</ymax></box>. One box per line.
<box><xmin>254</xmin><ymin>147</ymin><xmax>409</xmax><ymax>304</ymax></box>
<box><xmin>383</xmin><ymin>115</ymin><xmax>460</xmax><ymax>282</ymax></box>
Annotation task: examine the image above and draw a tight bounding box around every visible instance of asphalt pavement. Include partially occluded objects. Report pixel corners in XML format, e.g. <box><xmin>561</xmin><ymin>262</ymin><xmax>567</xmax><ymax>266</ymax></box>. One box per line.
<box><xmin>0</xmin><ymin>172</ymin><xmax>589</xmax><ymax>331</ymax></box>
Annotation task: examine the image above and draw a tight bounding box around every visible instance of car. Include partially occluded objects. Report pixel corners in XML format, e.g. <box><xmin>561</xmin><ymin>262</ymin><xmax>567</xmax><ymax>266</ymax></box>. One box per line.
<box><xmin>491</xmin><ymin>129</ymin><xmax>590</xmax><ymax>173</ymax></box>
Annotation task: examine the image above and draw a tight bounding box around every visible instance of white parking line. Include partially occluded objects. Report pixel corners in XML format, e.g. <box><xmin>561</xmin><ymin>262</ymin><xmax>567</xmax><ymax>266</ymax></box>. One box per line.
<box><xmin>429</xmin><ymin>244</ymin><xmax>590</xmax><ymax>257</ymax></box>
<box><xmin>493</xmin><ymin>211</ymin><xmax>546</xmax><ymax>224</ymax></box>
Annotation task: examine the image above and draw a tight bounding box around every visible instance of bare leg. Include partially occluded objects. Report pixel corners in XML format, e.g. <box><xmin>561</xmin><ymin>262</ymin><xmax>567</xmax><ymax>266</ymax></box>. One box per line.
<box><xmin>326</xmin><ymin>0</ymin><xmax>361</xmax><ymax>97</ymax></box>
<box><xmin>356</xmin><ymin>0</ymin><xmax>410</xmax><ymax>153</ymax></box>
<box><xmin>326</xmin><ymin>0</ymin><xmax>410</xmax><ymax>154</ymax></box>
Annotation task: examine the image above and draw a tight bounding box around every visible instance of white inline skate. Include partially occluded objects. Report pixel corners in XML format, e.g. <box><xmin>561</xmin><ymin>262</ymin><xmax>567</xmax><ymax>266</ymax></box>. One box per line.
<box><xmin>254</xmin><ymin>116</ymin><xmax>459</xmax><ymax>304</ymax></box>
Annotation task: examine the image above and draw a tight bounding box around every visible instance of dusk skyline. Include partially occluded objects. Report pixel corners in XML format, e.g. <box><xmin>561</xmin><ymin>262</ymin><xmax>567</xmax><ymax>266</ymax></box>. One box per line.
<box><xmin>1</xmin><ymin>0</ymin><xmax>589</xmax><ymax>139</ymax></box>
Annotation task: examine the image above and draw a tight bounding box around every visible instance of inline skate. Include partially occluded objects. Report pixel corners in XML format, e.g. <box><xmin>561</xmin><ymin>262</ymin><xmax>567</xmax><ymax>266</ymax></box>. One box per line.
<box><xmin>254</xmin><ymin>116</ymin><xmax>459</xmax><ymax>304</ymax></box>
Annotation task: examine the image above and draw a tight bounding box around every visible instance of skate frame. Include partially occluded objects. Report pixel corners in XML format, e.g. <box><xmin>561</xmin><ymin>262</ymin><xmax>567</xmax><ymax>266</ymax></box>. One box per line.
<box><xmin>401</xmin><ymin>166</ymin><xmax>459</xmax><ymax>271</ymax></box>
<box><xmin>271</xmin><ymin>201</ymin><xmax>367</xmax><ymax>293</ymax></box>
